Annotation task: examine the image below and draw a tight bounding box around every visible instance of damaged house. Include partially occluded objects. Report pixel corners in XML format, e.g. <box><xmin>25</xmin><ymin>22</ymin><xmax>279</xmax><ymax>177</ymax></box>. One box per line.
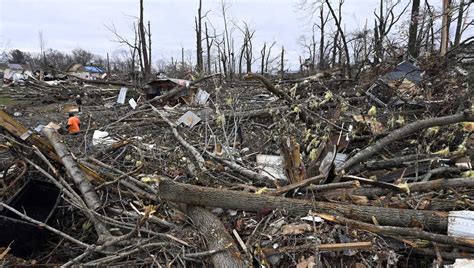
<box><xmin>66</xmin><ymin>63</ymin><xmax>106</xmax><ymax>80</ymax></box>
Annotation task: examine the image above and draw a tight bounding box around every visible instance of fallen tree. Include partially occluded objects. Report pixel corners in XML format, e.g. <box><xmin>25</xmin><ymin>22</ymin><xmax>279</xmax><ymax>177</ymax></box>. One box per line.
<box><xmin>156</xmin><ymin>179</ymin><xmax>448</xmax><ymax>232</ymax></box>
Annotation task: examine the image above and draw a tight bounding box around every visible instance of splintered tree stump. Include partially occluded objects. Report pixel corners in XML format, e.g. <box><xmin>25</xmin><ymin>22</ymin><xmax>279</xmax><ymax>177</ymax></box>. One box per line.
<box><xmin>281</xmin><ymin>136</ymin><xmax>306</xmax><ymax>184</ymax></box>
<box><xmin>157</xmin><ymin>179</ymin><xmax>448</xmax><ymax>232</ymax></box>
<box><xmin>185</xmin><ymin>206</ymin><xmax>247</xmax><ymax>267</ymax></box>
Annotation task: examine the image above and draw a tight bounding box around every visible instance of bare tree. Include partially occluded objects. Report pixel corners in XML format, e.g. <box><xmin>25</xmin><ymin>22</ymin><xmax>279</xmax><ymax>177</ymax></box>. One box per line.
<box><xmin>260</xmin><ymin>42</ymin><xmax>266</xmax><ymax>75</ymax></box>
<box><xmin>316</xmin><ymin>4</ymin><xmax>330</xmax><ymax>69</ymax></box>
<box><xmin>440</xmin><ymin>0</ymin><xmax>451</xmax><ymax>56</ymax></box>
<box><xmin>280</xmin><ymin>46</ymin><xmax>285</xmax><ymax>79</ymax></box>
<box><xmin>324</xmin><ymin>0</ymin><xmax>351</xmax><ymax>77</ymax></box>
<box><xmin>236</xmin><ymin>22</ymin><xmax>255</xmax><ymax>75</ymax></box>
<box><xmin>72</xmin><ymin>48</ymin><xmax>94</xmax><ymax>65</ymax></box>
<box><xmin>106</xmin><ymin>23</ymin><xmax>140</xmax><ymax>77</ymax></box>
<box><xmin>220</xmin><ymin>0</ymin><xmax>234</xmax><ymax>78</ymax></box>
<box><xmin>454</xmin><ymin>0</ymin><xmax>472</xmax><ymax>46</ymax></box>
<box><xmin>138</xmin><ymin>0</ymin><xmax>151</xmax><ymax>77</ymax></box>
<box><xmin>195</xmin><ymin>0</ymin><xmax>204</xmax><ymax>73</ymax></box>
<box><xmin>408</xmin><ymin>0</ymin><xmax>421</xmax><ymax>57</ymax></box>
<box><xmin>259</xmin><ymin>41</ymin><xmax>276</xmax><ymax>74</ymax></box>
<box><xmin>373</xmin><ymin>0</ymin><xmax>409</xmax><ymax>64</ymax></box>
<box><xmin>204</xmin><ymin>22</ymin><xmax>215</xmax><ymax>73</ymax></box>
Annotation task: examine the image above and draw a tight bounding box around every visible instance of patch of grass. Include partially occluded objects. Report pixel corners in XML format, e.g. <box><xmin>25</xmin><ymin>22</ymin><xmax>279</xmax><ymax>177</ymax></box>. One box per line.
<box><xmin>0</xmin><ymin>95</ymin><xmax>13</xmax><ymax>106</ymax></box>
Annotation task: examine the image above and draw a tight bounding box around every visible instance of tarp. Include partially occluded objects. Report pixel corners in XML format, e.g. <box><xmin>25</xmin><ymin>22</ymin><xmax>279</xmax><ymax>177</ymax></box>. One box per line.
<box><xmin>84</xmin><ymin>66</ymin><xmax>106</xmax><ymax>73</ymax></box>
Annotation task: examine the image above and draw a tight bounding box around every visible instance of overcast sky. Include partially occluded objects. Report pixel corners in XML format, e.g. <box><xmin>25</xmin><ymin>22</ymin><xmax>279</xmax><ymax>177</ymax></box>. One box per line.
<box><xmin>0</xmin><ymin>0</ymin><xmax>465</xmax><ymax>70</ymax></box>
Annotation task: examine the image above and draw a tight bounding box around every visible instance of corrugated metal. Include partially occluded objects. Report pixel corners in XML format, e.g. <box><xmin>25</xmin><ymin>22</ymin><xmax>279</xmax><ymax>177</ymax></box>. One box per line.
<box><xmin>448</xmin><ymin>211</ymin><xmax>474</xmax><ymax>238</ymax></box>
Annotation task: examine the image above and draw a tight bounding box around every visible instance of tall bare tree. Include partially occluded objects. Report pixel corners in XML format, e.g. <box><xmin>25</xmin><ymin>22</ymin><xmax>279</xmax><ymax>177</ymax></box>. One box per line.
<box><xmin>317</xmin><ymin>4</ymin><xmax>330</xmax><ymax>69</ymax></box>
<box><xmin>373</xmin><ymin>0</ymin><xmax>409</xmax><ymax>63</ymax></box>
<box><xmin>195</xmin><ymin>0</ymin><xmax>204</xmax><ymax>73</ymax></box>
<box><xmin>325</xmin><ymin>0</ymin><xmax>351</xmax><ymax>77</ymax></box>
<box><xmin>454</xmin><ymin>0</ymin><xmax>471</xmax><ymax>46</ymax></box>
<box><xmin>408</xmin><ymin>0</ymin><xmax>421</xmax><ymax>57</ymax></box>
<box><xmin>205</xmin><ymin>22</ymin><xmax>214</xmax><ymax>73</ymax></box>
<box><xmin>139</xmin><ymin>0</ymin><xmax>151</xmax><ymax>77</ymax></box>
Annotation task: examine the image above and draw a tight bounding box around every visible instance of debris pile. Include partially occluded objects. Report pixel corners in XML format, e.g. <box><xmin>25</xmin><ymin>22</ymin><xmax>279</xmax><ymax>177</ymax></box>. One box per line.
<box><xmin>0</xmin><ymin>50</ymin><xmax>473</xmax><ymax>267</ymax></box>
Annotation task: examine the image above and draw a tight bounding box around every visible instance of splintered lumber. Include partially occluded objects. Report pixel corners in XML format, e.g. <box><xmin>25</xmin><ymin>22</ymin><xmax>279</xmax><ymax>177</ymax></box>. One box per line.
<box><xmin>263</xmin><ymin>241</ymin><xmax>372</xmax><ymax>257</ymax></box>
<box><xmin>316</xmin><ymin>213</ymin><xmax>474</xmax><ymax>248</ymax></box>
<box><xmin>337</xmin><ymin>110</ymin><xmax>474</xmax><ymax>173</ymax></box>
<box><xmin>281</xmin><ymin>137</ymin><xmax>306</xmax><ymax>184</ymax></box>
<box><xmin>185</xmin><ymin>206</ymin><xmax>247</xmax><ymax>267</ymax></box>
<box><xmin>156</xmin><ymin>179</ymin><xmax>448</xmax><ymax>231</ymax></box>
<box><xmin>0</xmin><ymin>110</ymin><xmax>60</xmax><ymax>162</ymax></box>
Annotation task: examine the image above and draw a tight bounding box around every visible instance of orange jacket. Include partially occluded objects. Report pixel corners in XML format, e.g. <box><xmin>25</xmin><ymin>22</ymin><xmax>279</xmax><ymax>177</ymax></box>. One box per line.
<box><xmin>67</xmin><ymin>116</ymin><xmax>80</xmax><ymax>133</ymax></box>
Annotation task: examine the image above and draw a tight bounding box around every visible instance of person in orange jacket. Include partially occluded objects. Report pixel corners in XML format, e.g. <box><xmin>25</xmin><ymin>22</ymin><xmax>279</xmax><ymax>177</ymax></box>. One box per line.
<box><xmin>67</xmin><ymin>113</ymin><xmax>81</xmax><ymax>134</ymax></box>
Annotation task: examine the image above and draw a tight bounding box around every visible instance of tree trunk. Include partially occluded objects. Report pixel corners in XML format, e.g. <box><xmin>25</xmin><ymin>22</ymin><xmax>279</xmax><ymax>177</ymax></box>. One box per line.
<box><xmin>440</xmin><ymin>0</ymin><xmax>450</xmax><ymax>56</ymax></box>
<box><xmin>454</xmin><ymin>0</ymin><xmax>465</xmax><ymax>46</ymax></box>
<box><xmin>205</xmin><ymin>22</ymin><xmax>212</xmax><ymax>73</ymax></box>
<box><xmin>42</xmin><ymin>127</ymin><xmax>111</xmax><ymax>239</ymax></box>
<box><xmin>325</xmin><ymin>0</ymin><xmax>351</xmax><ymax>77</ymax></box>
<box><xmin>281</xmin><ymin>137</ymin><xmax>305</xmax><ymax>184</ymax></box>
<box><xmin>408</xmin><ymin>0</ymin><xmax>421</xmax><ymax>57</ymax></box>
<box><xmin>185</xmin><ymin>206</ymin><xmax>247</xmax><ymax>267</ymax></box>
<box><xmin>156</xmin><ymin>179</ymin><xmax>449</xmax><ymax>232</ymax></box>
<box><xmin>195</xmin><ymin>0</ymin><xmax>203</xmax><ymax>73</ymax></box>
<box><xmin>139</xmin><ymin>0</ymin><xmax>150</xmax><ymax>77</ymax></box>
<box><xmin>280</xmin><ymin>46</ymin><xmax>284</xmax><ymax>79</ymax></box>
<box><xmin>319</xmin><ymin>4</ymin><xmax>325</xmax><ymax>69</ymax></box>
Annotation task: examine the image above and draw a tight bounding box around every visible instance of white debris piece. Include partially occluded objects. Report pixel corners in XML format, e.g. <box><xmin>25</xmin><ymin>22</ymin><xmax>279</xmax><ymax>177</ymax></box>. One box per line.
<box><xmin>128</xmin><ymin>98</ymin><xmax>137</xmax><ymax>109</ymax></box>
<box><xmin>177</xmin><ymin>111</ymin><xmax>201</xmax><ymax>128</ymax></box>
<box><xmin>256</xmin><ymin>154</ymin><xmax>288</xmax><ymax>181</ymax></box>
<box><xmin>448</xmin><ymin>211</ymin><xmax>474</xmax><ymax>238</ymax></box>
<box><xmin>301</xmin><ymin>215</ymin><xmax>324</xmax><ymax>223</ymax></box>
<box><xmin>92</xmin><ymin>130</ymin><xmax>117</xmax><ymax>146</ymax></box>
<box><xmin>195</xmin><ymin>88</ymin><xmax>210</xmax><ymax>105</ymax></box>
<box><xmin>117</xmin><ymin>87</ymin><xmax>128</xmax><ymax>104</ymax></box>
<box><xmin>445</xmin><ymin>259</ymin><xmax>474</xmax><ymax>268</ymax></box>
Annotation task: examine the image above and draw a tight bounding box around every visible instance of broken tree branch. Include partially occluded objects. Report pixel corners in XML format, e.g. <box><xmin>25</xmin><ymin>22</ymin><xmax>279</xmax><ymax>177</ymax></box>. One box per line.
<box><xmin>337</xmin><ymin>110</ymin><xmax>474</xmax><ymax>173</ymax></box>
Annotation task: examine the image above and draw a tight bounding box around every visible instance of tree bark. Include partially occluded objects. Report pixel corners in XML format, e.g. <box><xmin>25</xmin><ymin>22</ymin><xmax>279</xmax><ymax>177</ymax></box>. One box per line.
<box><xmin>408</xmin><ymin>0</ymin><xmax>421</xmax><ymax>57</ymax></box>
<box><xmin>156</xmin><ymin>179</ymin><xmax>449</xmax><ymax>232</ymax></box>
<box><xmin>42</xmin><ymin>127</ymin><xmax>111</xmax><ymax>239</ymax></box>
<box><xmin>281</xmin><ymin>137</ymin><xmax>306</xmax><ymax>184</ymax></box>
<box><xmin>185</xmin><ymin>206</ymin><xmax>247</xmax><ymax>267</ymax></box>
<box><xmin>440</xmin><ymin>0</ymin><xmax>451</xmax><ymax>56</ymax></box>
<box><xmin>454</xmin><ymin>0</ymin><xmax>466</xmax><ymax>46</ymax></box>
<box><xmin>195</xmin><ymin>0</ymin><xmax>203</xmax><ymax>73</ymax></box>
<box><xmin>139</xmin><ymin>0</ymin><xmax>150</xmax><ymax>77</ymax></box>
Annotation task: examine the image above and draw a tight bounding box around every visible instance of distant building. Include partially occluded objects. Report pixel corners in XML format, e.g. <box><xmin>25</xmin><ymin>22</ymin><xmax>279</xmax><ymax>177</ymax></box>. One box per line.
<box><xmin>1</xmin><ymin>63</ymin><xmax>32</xmax><ymax>82</ymax></box>
<box><xmin>66</xmin><ymin>63</ymin><xmax>106</xmax><ymax>79</ymax></box>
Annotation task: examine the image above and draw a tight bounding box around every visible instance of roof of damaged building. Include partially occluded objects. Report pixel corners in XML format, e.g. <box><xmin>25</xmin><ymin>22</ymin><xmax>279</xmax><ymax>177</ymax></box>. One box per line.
<box><xmin>0</xmin><ymin>63</ymin><xmax>30</xmax><ymax>71</ymax></box>
<box><xmin>381</xmin><ymin>60</ymin><xmax>423</xmax><ymax>83</ymax></box>
<box><xmin>66</xmin><ymin>63</ymin><xmax>106</xmax><ymax>73</ymax></box>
